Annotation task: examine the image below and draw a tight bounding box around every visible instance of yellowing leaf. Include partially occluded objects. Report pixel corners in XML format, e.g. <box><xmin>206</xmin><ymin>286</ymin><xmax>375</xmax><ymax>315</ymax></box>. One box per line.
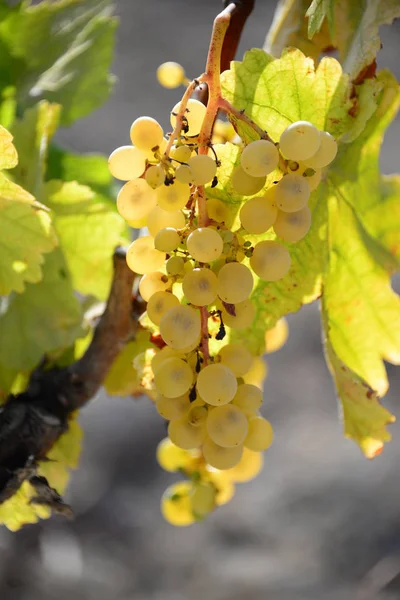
<box><xmin>0</xmin><ymin>124</ymin><xmax>17</xmax><ymax>170</ymax></box>
<box><xmin>323</xmin><ymin>314</ymin><xmax>395</xmax><ymax>458</ymax></box>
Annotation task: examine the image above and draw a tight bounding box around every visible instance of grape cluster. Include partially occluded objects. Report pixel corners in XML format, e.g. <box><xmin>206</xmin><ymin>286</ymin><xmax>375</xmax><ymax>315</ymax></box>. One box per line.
<box><xmin>108</xmin><ymin>64</ymin><xmax>337</xmax><ymax>525</ymax></box>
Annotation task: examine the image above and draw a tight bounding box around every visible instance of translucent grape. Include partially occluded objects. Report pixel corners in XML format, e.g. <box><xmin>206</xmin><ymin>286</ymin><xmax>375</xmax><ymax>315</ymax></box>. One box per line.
<box><xmin>126</xmin><ymin>236</ymin><xmax>165</xmax><ymax>274</ymax></box>
<box><xmin>108</xmin><ymin>145</ymin><xmax>146</xmax><ymax>181</ymax></box>
<box><xmin>207</xmin><ymin>469</ymin><xmax>235</xmax><ymax>505</ymax></box>
<box><xmin>170</xmin><ymin>98</ymin><xmax>207</xmax><ymax>136</ymax></box>
<box><xmin>186</xmin><ymin>228</ymin><xmax>223</xmax><ymax>263</ymax></box>
<box><xmin>275</xmin><ymin>173</ymin><xmax>310</xmax><ymax>212</ymax></box>
<box><xmin>265</xmin><ymin>317</ymin><xmax>289</xmax><ymax>353</ymax></box>
<box><xmin>145</xmin><ymin>164</ymin><xmax>165</xmax><ymax>189</ymax></box>
<box><xmin>212</xmin><ymin>119</ymin><xmax>236</xmax><ymax>143</ymax></box>
<box><xmin>244</xmin><ymin>416</ymin><xmax>274</xmax><ymax>451</ymax></box>
<box><xmin>155</xmin><ymin>394</ymin><xmax>190</xmax><ymax>420</ymax></box>
<box><xmin>218</xmin><ymin>344</ymin><xmax>254</xmax><ymax>377</ymax></box>
<box><xmin>250</xmin><ymin>240</ymin><xmax>291</xmax><ymax>281</ymax></box>
<box><xmin>154</xmin><ymin>227</ymin><xmax>181</xmax><ymax>252</ymax></box>
<box><xmin>303</xmin><ymin>131</ymin><xmax>338</xmax><ymax>168</ymax></box>
<box><xmin>157</xmin><ymin>180</ymin><xmax>189</xmax><ymax>212</ymax></box>
<box><xmin>130</xmin><ymin>116</ymin><xmax>164</xmax><ymax>151</ymax></box>
<box><xmin>152</xmin><ymin>346</ymin><xmax>181</xmax><ymax>373</ymax></box>
<box><xmin>221</xmin><ymin>298</ymin><xmax>256</xmax><ymax>330</ymax></box>
<box><xmin>156</xmin><ymin>437</ymin><xmax>197</xmax><ymax>472</ymax></box>
<box><xmin>187</xmin><ymin>404</ymin><xmax>208</xmax><ymax>427</ymax></box>
<box><xmin>168</xmin><ymin>416</ymin><xmax>207</xmax><ymax>449</ymax></box>
<box><xmin>202</xmin><ymin>437</ymin><xmax>243</xmax><ymax>470</ymax></box>
<box><xmin>141</xmin><ymin>138</ymin><xmax>167</xmax><ymax>163</ymax></box>
<box><xmin>116</xmin><ymin>178</ymin><xmax>157</xmax><ymax>222</ymax></box>
<box><xmin>182</xmin><ymin>268</ymin><xmax>217</xmax><ymax>306</ymax></box>
<box><xmin>154</xmin><ymin>357</ymin><xmax>193</xmax><ymax>398</ymax></box>
<box><xmin>191</xmin><ymin>483</ymin><xmax>216</xmax><ymax>519</ymax></box>
<box><xmin>273</xmin><ymin>205</ymin><xmax>311</xmax><ymax>243</ymax></box>
<box><xmin>239</xmin><ymin>195</ymin><xmax>277</xmax><ymax>234</ymax></box>
<box><xmin>303</xmin><ymin>167</ymin><xmax>322</xmax><ymax>191</ymax></box>
<box><xmin>206</xmin><ymin>198</ymin><xmax>229</xmax><ymax>223</ymax></box>
<box><xmin>233</xmin><ymin>383</ymin><xmax>263</xmax><ymax>412</ymax></box>
<box><xmin>160</xmin><ymin>305</ymin><xmax>201</xmax><ymax>350</ymax></box>
<box><xmin>139</xmin><ymin>271</ymin><xmax>169</xmax><ymax>302</ymax></box>
<box><xmin>171</xmin><ymin>144</ymin><xmax>192</xmax><ymax>163</ymax></box>
<box><xmin>147</xmin><ymin>206</ymin><xmax>185</xmax><ymax>237</ymax></box>
<box><xmin>157</xmin><ymin>61</ymin><xmax>185</xmax><ymax>89</ymax></box>
<box><xmin>225</xmin><ymin>447</ymin><xmax>263</xmax><ymax>482</ymax></box>
<box><xmin>147</xmin><ymin>290</ymin><xmax>180</xmax><ymax>325</ymax></box>
<box><xmin>166</xmin><ymin>255</ymin><xmax>185</xmax><ymax>276</ymax></box>
<box><xmin>175</xmin><ymin>164</ymin><xmax>194</xmax><ymax>185</ymax></box>
<box><xmin>197</xmin><ymin>364</ymin><xmax>237</xmax><ymax>406</ymax></box>
<box><xmin>161</xmin><ymin>481</ymin><xmax>195</xmax><ymax>526</ymax></box>
<box><xmin>217</xmin><ymin>262</ymin><xmax>253</xmax><ymax>304</ymax></box>
<box><xmin>243</xmin><ymin>356</ymin><xmax>268</xmax><ymax>390</ymax></box>
<box><xmin>240</xmin><ymin>139</ymin><xmax>279</xmax><ymax>177</ymax></box>
<box><xmin>188</xmin><ymin>155</ymin><xmax>217</xmax><ymax>185</ymax></box>
<box><xmin>207</xmin><ymin>404</ymin><xmax>248</xmax><ymax>447</ymax></box>
<box><xmin>279</xmin><ymin>120</ymin><xmax>321</xmax><ymax>161</ymax></box>
<box><xmin>231</xmin><ymin>165</ymin><xmax>266</xmax><ymax>196</ymax></box>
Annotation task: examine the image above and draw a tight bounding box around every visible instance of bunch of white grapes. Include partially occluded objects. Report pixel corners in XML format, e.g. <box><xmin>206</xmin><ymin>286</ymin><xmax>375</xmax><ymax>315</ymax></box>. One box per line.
<box><xmin>108</xmin><ymin>62</ymin><xmax>337</xmax><ymax>525</ymax></box>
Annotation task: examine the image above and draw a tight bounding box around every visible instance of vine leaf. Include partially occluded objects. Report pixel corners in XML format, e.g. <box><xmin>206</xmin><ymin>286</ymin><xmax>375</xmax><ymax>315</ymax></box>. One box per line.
<box><xmin>0</xmin><ymin>125</ymin><xmax>57</xmax><ymax>296</ymax></box>
<box><xmin>0</xmin><ymin>415</ymin><xmax>82</xmax><ymax>531</ymax></box>
<box><xmin>0</xmin><ymin>248</ymin><xmax>83</xmax><ymax>373</ymax></box>
<box><xmin>0</xmin><ymin>0</ymin><xmax>116</xmax><ymax>125</ymax></box>
<box><xmin>43</xmin><ymin>180</ymin><xmax>129</xmax><ymax>300</ymax></box>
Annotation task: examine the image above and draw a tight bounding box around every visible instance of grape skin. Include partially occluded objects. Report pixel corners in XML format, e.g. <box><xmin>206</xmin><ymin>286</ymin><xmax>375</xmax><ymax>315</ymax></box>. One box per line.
<box><xmin>147</xmin><ymin>206</ymin><xmax>185</xmax><ymax>237</ymax></box>
<box><xmin>273</xmin><ymin>205</ymin><xmax>311</xmax><ymax>243</ymax></box>
<box><xmin>161</xmin><ymin>481</ymin><xmax>195</xmax><ymax>526</ymax></box>
<box><xmin>231</xmin><ymin>165</ymin><xmax>266</xmax><ymax>196</ymax></box>
<box><xmin>157</xmin><ymin>180</ymin><xmax>189</xmax><ymax>212</ymax></box>
<box><xmin>182</xmin><ymin>268</ymin><xmax>218</xmax><ymax>306</ymax></box>
<box><xmin>147</xmin><ymin>291</ymin><xmax>180</xmax><ymax>326</ymax></box>
<box><xmin>171</xmin><ymin>144</ymin><xmax>192</xmax><ymax>163</ymax></box>
<box><xmin>196</xmin><ymin>364</ymin><xmax>237</xmax><ymax>406</ymax></box>
<box><xmin>275</xmin><ymin>173</ymin><xmax>310</xmax><ymax>213</ymax></box>
<box><xmin>303</xmin><ymin>131</ymin><xmax>338</xmax><ymax>168</ymax></box>
<box><xmin>217</xmin><ymin>262</ymin><xmax>253</xmax><ymax>304</ymax></box>
<box><xmin>139</xmin><ymin>271</ymin><xmax>169</xmax><ymax>302</ymax></box>
<box><xmin>240</xmin><ymin>139</ymin><xmax>279</xmax><ymax>177</ymax></box>
<box><xmin>154</xmin><ymin>357</ymin><xmax>194</xmax><ymax>398</ymax></box>
<box><xmin>126</xmin><ymin>236</ymin><xmax>165</xmax><ymax>274</ymax></box>
<box><xmin>188</xmin><ymin>155</ymin><xmax>217</xmax><ymax>185</ymax></box>
<box><xmin>116</xmin><ymin>178</ymin><xmax>157</xmax><ymax>222</ymax></box>
<box><xmin>218</xmin><ymin>344</ymin><xmax>254</xmax><ymax>377</ymax></box>
<box><xmin>159</xmin><ymin>305</ymin><xmax>201</xmax><ymax>350</ymax></box>
<box><xmin>232</xmin><ymin>383</ymin><xmax>263</xmax><ymax>412</ymax></box>
<box><xmin>239</xmin><ymin>194</ymin><xmax>277</xmax><ymax>234</ymax></box>
<box><xmin>157</xmin><ymin>62</ymin><xmax>185</xmax><ymax>89</ymax></box>
<box><xmin>166</xmin><ymin>255</ymin><xmax>185</xmax><ymax>276</ymax></box>
<box><xmin>168</xmin><ymin>416</ymin><xmax>207</xmax><ymax>449</ymax></box>
<box><xmin>191</xmin><ymin>483</ymin><xmax>216</xmax><ymax>519</ymax></box>
<box><xmin>154</xmin><ymin>228</ymin><xmax>181</xmax><ymax>252</ymax></box>
<box><xmin>244</xmin><ymin>416</ymin><xmax>274</xmax><ymax>451</ymax></box>
<box><xmin>250</xmin><ymin>240</ymin><xmax>291</xmax><ymax>281</ymax></box>
<box><xmin>152</xmin><ymin>346</ymin><xmax>182</xmax><ymax>373</ymax></box>
<box><xmin>279</xmin><ymin>120</ymin><xmax>321</xmax><ymax>161</ymax></box>
<box><xmin>156</xmin><ymin>437</ymin><xmax>197</xmax><ymax>472</ymax></box>
<box><xmin>202</xmin><ymin>437</ymin><xmax>243</xmax><ymax>470</ymax></box>
<box><xmin>206</xmin><ymin>198</ymin><xmax>230</xmax><ymax>224</ymax></box>
<box><xmin>225</xmin><ymin>448</ymin><xmax>264</xmax><ymax>482</ymax></box>
<box><xmin>170</xmin><ymin>99</ymin><xmax>207</xmax><ymax>136</ymax></box>
<box><xmin>130</xmin><ymin>116</ymin><xmax>164</xmax><ymax>151</ymax></box>
<box><xmin>175</xmin><ymin>164</ymin><xmax>194</xmax><ymax>184</ymax></box>
<box><xmin>155</xmin><ymin>394</ymin><xmax>190</xmax><ymax>420</ymax></box>
<box><xmin>206</xmin><ymin>404</ymin><xmax>249</xmax><ymax>448</ymax></box>
<box><xmin>265</xmin><ymin>318</ymin><xmax>289</xmax><ymax>354</ymax></box>
<box><xmin>186</xmin><ymin>228</ymin><xmax>223</xmax><ymax>263</ymax></box>
<box><xmin>221</xmin><ymin>298</ymin><xmax>256</xmax><ymax>330</ymax></box>
<box><xmin>108</xmin><ymin>145</ymin><xmax>146</xmax><ymax>181</ymax></box>
<box><xmin>145</xmin><ymin>164</ymin><xmax>165</xmax><ymax>189</ymax></box>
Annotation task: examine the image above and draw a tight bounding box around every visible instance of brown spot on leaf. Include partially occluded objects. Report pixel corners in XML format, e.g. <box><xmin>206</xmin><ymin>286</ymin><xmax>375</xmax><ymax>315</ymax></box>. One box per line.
<box><xmin>353</xmin><ymin>60</ymin><xmax>377</xmax><ymax>85</ymax></box>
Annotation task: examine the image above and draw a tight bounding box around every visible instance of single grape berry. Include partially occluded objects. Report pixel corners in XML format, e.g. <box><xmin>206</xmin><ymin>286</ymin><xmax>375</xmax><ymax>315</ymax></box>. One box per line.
<box><xmin>157</xmin><ymin>62</ymin><xmax>186</xmax><ymax>89</ymax></box>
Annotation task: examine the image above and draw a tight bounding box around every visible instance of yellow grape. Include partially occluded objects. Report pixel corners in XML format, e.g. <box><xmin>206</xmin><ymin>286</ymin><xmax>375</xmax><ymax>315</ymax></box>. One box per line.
<box><xmin>239</xmin><ymin>194</ymin><xmax>277</xmax><ymax>234</ymax></box>
<box><xmin>156</xmin><ymin>437</ymin><xmax>198</xmax><ymax>472</ymax></box>
<box><xmin>154</xmin><ymin>357</ymin><xmax>194</xmax><ymax>398</ymax></box>
<box><xmin>218</xmin><ymin>344</ymin><xmax>254</xmax><ymax>377</ymax></box>
<box><xmin>196</xmin><ymin>364</ymin><xmax>237</xmax><ymax>406</ymax></box>
<box><xmin>206</xmin><ymin>198</ymin><xmax>230</xmax><ymax>223</ymax></box>
<box><xmin>225</xmin><ymin>447</ymin><xmax>264</xmax><ymax>482</ymax></box>
<box><xmin>145</xmin><ymin>164</ymin><xmax>165</xmax><ymax>189</ymax></box>
<box><xmin>126</xmin><ymin>236</ymin><xmax>165</xmax><ymax>274</ymax></box>
<box><xmin>168</xmin><ymin>416</ymin><xmax>207</xmax><ymax>449</ymax></box>
<box><xmin>188</xmin><ymin>154</ymin><xmax>217</xmax><ymax>185</ymax></box>
<box><xmin>139</xmin><ymin>271</ymin><xmax>169</xmax><ymax>302</ymax></box>
<box><xmin>302</xmin><ymin>167</ymin><xmax>322</xmax><ymax>191</ymax></box>
<box><xmin>279</xmin><ymin>120</ymin><xmax>321</xmax><ymax>161</ymax></box>
<box><xmin>303</xmin><ymin>131</ymin><xmax>337</xmax><ymax>168</ymax></box>
<box><xmin>116</xmin><ymin>178</ymin><xmax>157</xmax><ymax>222</ymax></box>
<box><xmin>182</xmin><ymin>267</ymin><xmax>218</xmax><ymax>306</ymax></box>
<box><xmin>217</xmin><ymin>262</ymin><xmax>253</xmax><ymax>304</ymax></box>
<box><xmin>221</xmin><ymin>298</ymin><xmax>256</xmax><ymax>330</ymax></box>
<box><xmin>231</xmin><ymin>165</ymin><xmax>266</xmax><ymax>196</ymax></box>
<box><xmin>171</xmin><ymin>144</ymin><xmax>192</xmax><ymax>162</ymax></box>
<box><xmin>243</xmin><ymin>356</ymin><xmax>268</xmax><ymax>390</ymax></box>
<box><xmin>151</xmin><ymin>346</ymin><xmax>181</xmax><ymax>373</ymax></box>
<box><xmin>186</xmin><ymin>228</ymin><xmax>223</xmax><ymax>263</ymax></box>
<box><xmin>161</xmin><ymin>481</ymin><xmax>195</xmax><ymax>526</ymax></box>
<box><xmin>233</xmin><ymin>383</ymin><xmax>263</xmax><ymax>412</ymax></box>
<box><xmin>130</xmin><ymin>116</ymin><xmax>164</xmax><ymax>151</ymax></box>
<box><xmin>141</xmin><ymin>137</ymin><xmax>167</xmax><ymax>163</ymax></box>
<box><xmin>147</xmin><ymin>291</ymin><xmax>180</xmax><ymax>325</ymax></box>
<box><xmin>147</xmin><ymin>206</ymin><xmax>185</xmax><ymax>237</ymax></box>
<box><xmin>206</xmin><ymin>404</ymin><xmax>249</xmax><ymax>447</ymax></box>
<box><xmin>170</xmin><ymin>98</ymin><xmax>207</xmax><ymax>136</ymax></box>
<box><xmin>154</xmin><ymin>227</ymin><xmax>181</xmax><ymax>252</ymax></box>
<box><xmin>157</xmin><ymin>61</ymin><xmax>186</xmax><ymax>89</ymax></box>
<box><xmin>273</xmin><ymin>205</ymin><xmax>311</xmax><ymax>243</ymax></box>
<box><xmin>175</xmin><ymin>164</ymin><xmax>194</xmax><ymax>184</ymax></box>
<box><xmin>187</xmin><ymin>405</ymin><xmax>208</xmax><ymax>427</ymax></box>
<box><xmin>206</xmin><ymin>469</ymin><xmax>235</xmax><ymax>505</ymax></box>
<box><xmin>244</xmin><ymin>416</ymin><xmax>274</xmax><ymax>451</ymax></box>
<box><xmin>274</xmin><ymin>173</ymin><xmax>310</xmax><ymax>213</ymax></box>
<box><xmin>240</xmin><ymin>139</ymin><xmax>279</xmax><ymax>177</ymax></box>
<box><xmin>159</xmin><ymin>305</ymin><xmax>201</xmax><ymax>350</ymax></box>
<box><xmin>202</xmin><ymin>437</ymin><xmax>243</xmax><ymax>470</ymax></box>
<box><xmin>191</xmin><ymin>482</ymin><xmax>216</xmax><ymax>519</ymax></box>
<box><xmin>265</xmin><ymin>317</ymin><xmax>289</xmax><ymax>353</ymax></box>
<box><xmin>250</xmin><ymin>240</ymin><xmax>291</xmax><ymax>281</ymax></box>
<box><xmin>157</xmin><ymin>180</ymin><xmax>189</xmax><ymax>212</ymax></box>
<box><xmin>155</xmin><ymin>394</ymin><xmax>190</xmax><ymax>420</ymax></box>
<box><xmin>166</xmin><ymin>255</ymin><xmax>185</xmax><ymax>276</ymax></box>
<box><xmin>108</xmin><ymin>145</ymin><xmax>146</xmax><ymax>181</ymax></box>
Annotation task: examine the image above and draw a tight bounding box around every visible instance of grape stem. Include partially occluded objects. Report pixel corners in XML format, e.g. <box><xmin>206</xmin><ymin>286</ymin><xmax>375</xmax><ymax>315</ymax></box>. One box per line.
<box><xmin>164</xmin><ymin>78</ymin><xmax>200</xmax><ymax>156</ymax></box>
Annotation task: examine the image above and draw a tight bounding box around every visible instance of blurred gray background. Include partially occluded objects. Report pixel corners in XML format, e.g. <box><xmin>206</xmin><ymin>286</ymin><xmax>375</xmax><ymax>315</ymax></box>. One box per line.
<box><xmin>1</xmin><ymin>1</ymin><xmax>400</xmax><ymax>599</ymax></box>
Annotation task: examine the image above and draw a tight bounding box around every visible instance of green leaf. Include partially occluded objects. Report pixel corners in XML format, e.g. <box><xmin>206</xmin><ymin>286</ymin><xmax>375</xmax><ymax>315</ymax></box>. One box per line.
<box><xmin>0</xmin><ymin>124</ymin><xmax>17</xmax><ymax>169</ymax></box>
<box><xmin>43</xmin><ymin>180</ymin><xmax>129</xmax><ymax>299</ymax></box>
<box><xmin>0</xmin><ymin>0</ymin><xmax>117</xmax><ymax>125</ymax></box>
<box><xmin>323</xmin><ymin>310</ymin><xmax>395</xmax><ymax>459</ymax></box>
<box><xmin>0</xmin><ymin>248</ymin><xmax>83</xmax><ymax>372</ymax></box>
<box><xmin>306</xmin><ymin>0</ymin><xmax>334</xmax><ymax>38</ymax></box>
<box><xmin>0</xmin><ymin>414</ymin><xmax>82</xmax><ymax>531</ymax></box>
